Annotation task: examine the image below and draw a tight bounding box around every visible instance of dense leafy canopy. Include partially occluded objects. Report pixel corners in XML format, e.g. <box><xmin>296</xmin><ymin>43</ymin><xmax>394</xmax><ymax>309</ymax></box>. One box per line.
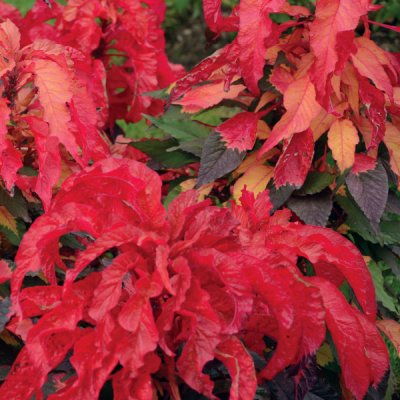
<box><xmin>0</xmin><ymin>158</ymin><xmax>389</xmax><ymax>399</ymax></box>
<box><xmin>0</xmin><ymin>0</ymin><xmax>399</xmax><ymax>399</ymax></box>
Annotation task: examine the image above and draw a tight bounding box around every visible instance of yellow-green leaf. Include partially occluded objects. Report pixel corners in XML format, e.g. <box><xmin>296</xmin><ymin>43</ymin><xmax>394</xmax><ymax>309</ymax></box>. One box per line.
<box><xmin>316</xmin><ymin>343</ymin><xmax>335</xmax><ymax>367</ymax></box>
<box><xmin>0</xmin><ymin>206</ymin><xmax>18</xmax><ymax>236</ymax></box>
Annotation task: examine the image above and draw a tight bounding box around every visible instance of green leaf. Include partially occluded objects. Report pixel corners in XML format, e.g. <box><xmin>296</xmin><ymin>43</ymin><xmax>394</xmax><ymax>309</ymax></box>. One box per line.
<box><xmin>18</xmin><ymin>166</ymin><xmax>38</xmax><ymax>177</ymax></box>
<box><xmin>383</xmin><ymin>338</ymin><xmax>400</xmax><ymax>399</ymax></box>
<box><xmin>372</xmin><ymin>246</ymin><xmax>400</xmax><ymax>278</ymax></box>
<box><xmin>337</xmin><ymin>194</ymin><xmax>400</xmax><ymax>246</ymax></box>
<box><xmin>340</xmin><ymin>280</ymin><xmax>354</xmax><ymax>302</ymax></box>
<box><xmin>143</xmin><ymin>111</ymin><xmax>210</xmax><ymax>157</ymax></box>
<box><xmin>4</xmin><ymin>0</ymin><xmax>34</xmax><ymax>15</ymax></box>
<box><xmin>142</xmin><ymin>88</ymin><xmax>169</xmax><ymax>100</ymax></box>
<box><xmin>0</xmin><ymin>221</ymin><xmax>25</xmax><ymax>247</ymax></box>
<box><xmin>336</xmin><ymin>195</ymin><xmax>378</xmax><ymax>243</ymax></box>
<box><xmin>196</xmin><ymin>133</ymin><xmax>245</xmax><ymax>187</ymax></box>
<box><xmin>130</xmin><ymin>139</ymin><xmax>198</xmax><ymax>168</ymax></box>
<box><xmin>368</xmin><ymin>260</ymin><xmax>399</xmax><ymax>313</ymax></box>
<box><xmin>146</xmin><ymin>113</ymin><xmax>210</xmax><ymax>141</ymax></box>
<box><xmin>193</xmin><ymin>106</ymin><xmax>242</xmax><ymax>126</ymax></box>
<box><xmin>117</xmin><ymin>119</ymin><xmax>164</xmax><ymax>140</ymax></box>
<box><xmin>163</xmin><ymin>178</ymin><xmax>188</xmax><ymax>209</ymax></box>
<box><xmin>60</xmin><ymin>233</ymin><xmax>87</xmax><ymax>251</ymax></box>
<box><xmin>0</xmin><ymin>187</ymin><xmax>30</xmax><ymax>223</ymax></box>
<box><xmin>0</xmin><ymin>367</ymin><xmax>10</xmax><ymax>381</ymax></box>
<box><xmin>384</xmin><ymin>274</ymin><xmax>400</xmax><ymax>300</ymax></box>
<box><xmin>0</xmin><ymin>206</ymin><xmax>25</xmax><ymax>246</ymax></box>
<box><xmin>0</xmin><ymin>297</ymin><xmax>11</xmax><ymax>331</ymax></box>
<box><xmin>297</xmin><ymin>172</ymin><xmax>334</xmax><ymax>195</ymax></box>
<box><xmin>384</xmin><ymin>367</ymin><xmax>399</xmax><ymax>400</ymax></box>
<box><xmin>167</xmin><ymin>138</ymin><xmax>206</xmax><ymax>158</ymax></box>
<box><xmin>378</xmin><ymin>218</ymin><xmax>400</xmax><ymax>246</ymax></box>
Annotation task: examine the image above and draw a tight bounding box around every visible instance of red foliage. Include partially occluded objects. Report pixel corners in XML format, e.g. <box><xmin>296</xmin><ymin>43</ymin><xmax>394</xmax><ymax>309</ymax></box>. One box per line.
<box><xmin>0</xmin><ymin>1</ymin><xmax>396</xmax><ymax>399</ymax></box>
<box><xmin>171</xmin><ymin>0</ymin><xmax>400</xmax><ymax>188</ymax></box>
<box><xmin>11</xmin><ymin>0</ymin><xmax>181</xmax><ymax>124</ymax></box>
<box><xmin>0</xmin><ymin>0</ymin><xmax>180</xmax><ymax>208</ymax></box>
<box><xmin>0</xmin><ymin>157</ymin><xmax>387</xmax><ymax>399</ymax></box>
<box><xmin>0</xmin><ymin>19</ymin><xmax>109</xmax><ymax>209</ymax></box>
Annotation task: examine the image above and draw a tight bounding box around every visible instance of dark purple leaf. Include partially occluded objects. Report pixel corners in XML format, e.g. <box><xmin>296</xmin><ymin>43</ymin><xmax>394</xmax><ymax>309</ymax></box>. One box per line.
<box><xmin>268</xmin><ymin>183</ymin><xmax>295</xmax><ymax>212</ymax></box>
<box><xmin>346</xmin><ymin>161</ymin><xmax>388</xmax><ymax>226</ymax></box>
<box><xmin>0</xmin><ymin>297</ymin><xmax>11</xmax><ymax>331</ymax></box>
<box><xmin>287</xmin><ymin>191</ymin><xmax>333</xmax><ymax>226</ymax></box>
<box><xmin>196</xmin><ymin>132</ymin><xmax>245</xmax><ymax>187</ymax></box>
<box><xmin>384</xmin><ymin>193</ymin><xmax>400</xmax><ymax>215</ymax></box>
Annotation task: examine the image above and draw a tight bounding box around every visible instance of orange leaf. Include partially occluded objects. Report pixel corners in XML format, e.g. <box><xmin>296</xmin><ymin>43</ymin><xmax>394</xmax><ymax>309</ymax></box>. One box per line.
<box><xmin>342</xmin><ymin>63</ymin><xmax>360</xmax><ymax>117</ymax></box>
<box><xmin>394</xmin><ymin>87</ymin><xmax>400</xmax><ymax>107</ymax></box>
<box><xmin>310</xmin><ymin>108</ymin><xmax>336</xmax><ymax>141</ymax></box>
<box><xmin>173</xmin><ymin>81</ymin><xmax>245</xmax><ymax>113</ymax></box>
<box><xmin>33</xmin><ymin>59</ymin><xmax>79</xmax><ymax>161</ymax></box>
<box><xmin>259</xmin><ymin>75</ymin><xmax>321</xmax><ymax>155</ymax></box>
<box><xmin>0</xmin><ymin>19</ymin><xmax>20</xmax><ymax>75</ymax></box>
<box><xmin>270</xmin><ymin>66</ymin><xmax>294</xmax><ymax>93</ymax></box>
<box><xmin>309</xmin><ymin>0</ymin><xmax>369</xmax><ymax>99</ymax></box>
<box><xmin>256</xmin><ymin>120</ymin><xmax>271</xmax><ymax>140</ymax></box>
<box><xmin>377</xmin><ymin>319</ymin><xmax>400</xmax><ymax>356</ymax></box>
<box><xmin>383</xmin><ymin>122</ymin><xmax>400</xmax><ymax>181</ymax></box>
<box><xmin>255</xmin><ymin>92</ymin><xmax>278</xmax><ymax>112</ymax></box>
<box><xmin>233</xmin><ymin>151</ymin><xmax>270</xmax><ymax>178</ymax></box>
<box><xmin>233</xmin><ymin>164</ymin><xmax>273</xmax><ymax>202</ymax></box>
<box><xmin>180</xmin><ymin>179</ymin><xmax>213</xmax><ymax>200</ymax></box>
<box><xmin>328</xmin><ymin>119</ymin><xmax>359</xmax><ymax>172</ymax></box>
<box><xmin>331</xmin><ymin>74</ymin><xmax>342</xmax><ymax>101</ymax></box>
<box><xmin>351</xmin><ymin>37</ymin><xmax>394</xmax><ymax>100</ymax></box>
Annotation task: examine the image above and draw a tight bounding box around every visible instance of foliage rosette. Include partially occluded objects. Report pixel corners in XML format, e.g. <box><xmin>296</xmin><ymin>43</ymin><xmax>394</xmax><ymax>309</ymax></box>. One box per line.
<box><xmin>0</xmin><ymin>157</ymin><xmax>388</xmax><ymax>399</ymax></box>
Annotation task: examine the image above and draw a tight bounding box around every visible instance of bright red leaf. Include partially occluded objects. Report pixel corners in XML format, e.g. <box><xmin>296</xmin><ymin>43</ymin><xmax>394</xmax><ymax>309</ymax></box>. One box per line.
<box><xmin>274</xmin><ymin>128</ymin><xmax>314</xmax><ymax>188</ymax></box>
<box><xmin>217</xmin><ymin>111</ymin><xmax>260</xmax><ymax>152</ymax></box>
<box><xmin>238</xmin><ymin>0</ymin><xmax>285</xmax><ymax>95</ymax></box>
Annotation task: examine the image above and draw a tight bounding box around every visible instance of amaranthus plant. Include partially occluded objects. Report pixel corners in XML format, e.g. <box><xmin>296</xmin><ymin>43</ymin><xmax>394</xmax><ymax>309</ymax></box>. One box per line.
<box><xmin>0</xmin><ymin>158</ymin><xmax>390</xmax><ymax>399</ymax></box>
<box><xmin>0</xmin><ymin>1</ymin><xmax>399</xmax><ymax>399</ymax></box>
